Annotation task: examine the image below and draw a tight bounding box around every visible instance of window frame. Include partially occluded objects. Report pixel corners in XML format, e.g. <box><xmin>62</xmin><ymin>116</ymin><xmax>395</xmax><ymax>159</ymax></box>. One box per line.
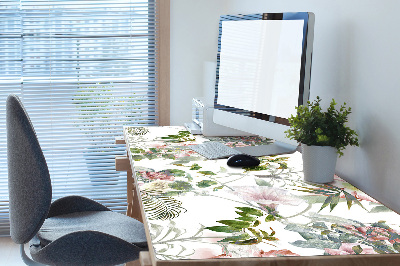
<box><xmin>157</xmin><ymin>0</ymin><xmax>170</xmax><ymax>126</ymax></box>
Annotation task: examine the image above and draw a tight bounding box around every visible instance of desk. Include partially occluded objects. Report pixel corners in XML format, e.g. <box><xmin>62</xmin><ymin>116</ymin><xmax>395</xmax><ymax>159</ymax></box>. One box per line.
<box><xmin>120</xmin><ymin>126</ymin><xmax>400</xmax><ymax>266</ymax></box>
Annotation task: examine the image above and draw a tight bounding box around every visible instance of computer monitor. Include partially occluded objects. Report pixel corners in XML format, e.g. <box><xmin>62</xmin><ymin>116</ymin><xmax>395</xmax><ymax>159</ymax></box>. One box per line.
<box><xmin>213</xmin><ymin>12</ymin><xmax>315</xmax><ymax>156</ymax></box>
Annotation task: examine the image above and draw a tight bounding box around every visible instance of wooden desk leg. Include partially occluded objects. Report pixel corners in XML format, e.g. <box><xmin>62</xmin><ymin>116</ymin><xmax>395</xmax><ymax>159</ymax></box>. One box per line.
<box><xmin>124</xmin><ymin>259</ymin><xmax>140</xmax><ymax>266</ymax></box>
<box><xmin>139</xmin><ymin>252</ymin><xmax>152</xmax><ymax>266</ymax></box>
<box><xmin>115</xmin><ymin>155</ymin><xmax>143</xmax><ymax>222</ymax></box>
<box><xmin>125</xmin><ymin>171</ymin><xmax>147</xmax><ymax>266</ymax></box>
<box><xmin>127</xmin><ymin>169</ymin><xmax>143</xmax><ymax>223</ymax></box>
<box><xmin>126</xmin><ymin>168</ymin><xmax>134</xmax><ymax>218</ymax></box>
<box><xmin>124</xmin><ymin>252</ymin><xmax>151</xmax><ymax>266</ymax></box>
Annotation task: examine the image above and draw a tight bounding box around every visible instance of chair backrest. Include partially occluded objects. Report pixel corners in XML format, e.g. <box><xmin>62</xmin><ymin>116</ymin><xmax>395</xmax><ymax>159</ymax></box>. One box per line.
<box><xmin>6</xmin><ymin>94</ymin><xmax>52</xmax><ymax>244</ymax></box>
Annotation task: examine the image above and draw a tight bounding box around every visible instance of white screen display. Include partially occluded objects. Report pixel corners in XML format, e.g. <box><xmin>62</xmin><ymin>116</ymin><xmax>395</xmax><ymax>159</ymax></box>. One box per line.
<box><xmin>217</xmin><ymin>20</ymin><xmax>304</xmax><ymax>118</ymax></box>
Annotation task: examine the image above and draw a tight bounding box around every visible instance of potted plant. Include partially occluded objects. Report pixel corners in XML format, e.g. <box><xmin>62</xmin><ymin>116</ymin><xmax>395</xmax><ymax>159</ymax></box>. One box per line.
<box><xmin>73</xmin><ymin>83</ymin><xmax>135</xmax><ymax>185</ymax></box>
<box><xmin>285</xmin><ymin>96</ymin><xmax>359</xmax><ymax>183</ymax></box>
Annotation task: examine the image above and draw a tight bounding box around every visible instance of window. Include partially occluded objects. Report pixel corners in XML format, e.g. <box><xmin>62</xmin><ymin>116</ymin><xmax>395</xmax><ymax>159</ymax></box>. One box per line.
<box><xmin>0</xmin><ymin>0</ymin><xmax>169</xmax><ymax>236</ymax></box>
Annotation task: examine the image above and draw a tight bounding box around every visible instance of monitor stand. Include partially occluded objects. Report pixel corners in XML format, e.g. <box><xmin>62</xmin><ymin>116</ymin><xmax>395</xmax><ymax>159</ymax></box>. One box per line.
<box><xmin>233</xmin><ymin>141</ymin><xmax>298</xmax><ymax>157</ymax></box>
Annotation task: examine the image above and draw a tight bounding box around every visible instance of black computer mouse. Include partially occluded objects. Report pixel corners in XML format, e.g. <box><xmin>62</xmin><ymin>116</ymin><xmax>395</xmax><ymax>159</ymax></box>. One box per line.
<box><xmin>227</xmin><ymin>154</ymin><xmax>260</xmax><ymax>167</ymax></box>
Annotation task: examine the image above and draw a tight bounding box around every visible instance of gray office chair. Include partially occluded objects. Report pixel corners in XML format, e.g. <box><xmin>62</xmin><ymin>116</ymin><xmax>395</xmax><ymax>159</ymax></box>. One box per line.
<box><xmin>6</xmin><ymin>94</ymin><xmax>148</xmax><ymax>265</ymax></box>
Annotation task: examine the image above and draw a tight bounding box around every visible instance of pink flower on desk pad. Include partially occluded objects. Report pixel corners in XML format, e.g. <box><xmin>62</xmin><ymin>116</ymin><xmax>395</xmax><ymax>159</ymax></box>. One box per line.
<box><xmin>337</xmin><ymin>222</ymin><xmax>400</xmax><ymax>249</ymax></box>
<box><xmin>176</xmin><ymin>150</ymin><xmax>196</xmax><ymax>158</ymax></box>
<box><xmin>256</xmin><ymin>249</ymin><xmax>300</xmax><ymax>257</ymax></box>
<box><xmin>331</xmin><ymin>176</ymin><xmax>378</xmax><ymax>203</ymax></box>
<box><xmin>231</xmin><ymin>186</ymin><xmax>302</xmax><ymax>207</ymax></box>
<box><xmin>349</xmin><ymin>191</ymin><xmax>379</xmax><ymax>203</ymax></box>
<box><xmin>225</xmin><ymin>141</ymin><xmax>248</xmax><ymax>147</ymax></box>
<box><xmin>333</xmin><ymin>174</ymin><xmax>341</xmax><ymax>181</ymax></box>
<box><xmin>138</xmin><ymin>171</ymin><xmax>175</xmax><ymax>181</ymax></box>
<box><xmin>337</xmin><ymin>190</ymin><xmax>379</xmax><ymax>203</ymax></box>
<box><xmin>356</xmin><ymin>225</ymin><xmax>400</xmax><ymax>243</ymax></box>
<box><xmin>149</xmin><ymin>143</ymin><xmax>168</xmax><ymax>149</ymax></box>
<box><xmin>179</xmin><ymin>143</ymin><xmax>204</xmax><ymax>156</ymax></box>
<box><xmin>202</xmin><ymin>245</ymin><xmax>299</xmax><ymax>259</ymax></box>
<box><xmin>325</xmin><ymin>243</ymin><xmax>377</xmax><ymax>255</ymax></box>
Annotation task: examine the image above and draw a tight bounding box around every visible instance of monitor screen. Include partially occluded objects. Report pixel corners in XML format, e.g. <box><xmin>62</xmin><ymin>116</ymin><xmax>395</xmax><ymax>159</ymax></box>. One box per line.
<box><xmin>213</xmin><ymin>13</ymin><xmax>315</xmax><ymax>156</ymax></box>
<box><xmin>218</xmin><ymin>20</ymin><xmax>304</xmax><ymax>118</ymax></box>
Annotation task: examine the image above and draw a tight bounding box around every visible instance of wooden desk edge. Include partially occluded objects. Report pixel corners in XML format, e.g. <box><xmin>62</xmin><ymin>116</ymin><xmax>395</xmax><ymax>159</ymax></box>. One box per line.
<box><xmin>154</xmin><ymin>253</ymin><xmax>400</xmax><ymax>266</ymax></box>
<box><xmin>135</xmin><ymin>170</ymin><xmax>158</xmax><ymax>266</ymax></box>
<box><xmin>123</xmin><ymin>139</ymin><xmax>158</xmax><ymax>266</ymax></box>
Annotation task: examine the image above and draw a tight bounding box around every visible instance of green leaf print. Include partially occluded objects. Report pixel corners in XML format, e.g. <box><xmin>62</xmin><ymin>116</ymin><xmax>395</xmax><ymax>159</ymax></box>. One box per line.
<box><xmin>163</xmin><ymin>169</ymin><xmax>193</xmax><ymax>181</ymax></box>
<box><xmin>132</xmin><ymin>155</ymin><xmax>145</xmax><ymax>161</ymax></box>
<box><xmin>127</xmin><ymin>127</ymin><xmax>149</xmax><ymax>135</ymax></box>
<box><xmin>343</xmin><ymin>191</ymin><xmax>367</xmax><ymax>211</ymax></box>
<box><xmin>265</xmin><ymin>214</ymin><xmax>275</xmax><ymax>222</ymax></box>
<box><xmin>141</xmin><ymin>192</ymin><xmax>186</xmax><ymax>220</ymax></box>
<box><xmin>213</xmin><ymin>185</ymin><xmax>225</xmax><ymax>191</ymax></box>
<box><xmin>198</xmin><ymin>171</ymin><xmax>216</xmax><ymax>176</ymax></box>
<box><xmin>130</xmin><ymin>147</ymin><xmax>145</xmax><ymax>153</ymax></box>
<box><xmin>319</xmin><ymin>193</ymin><xmax>340</xmax><ymax>212</ymax></box>
<box><xmin>296</xmin><ymin>182</ymin><xmax>366</xmax><ymax>213</ymax></box>
<box><xmin>243</xmin><ymin>164</ymin><xmax>269</xmax><ymax>171</ymax></box>
<box><xmin>165</xmin><ymin>169</ymin><xmax>186</xmax><ymax>176</ymax></box>
<box><xmin>160</xmin><ymin>131</ymin><xmax>195</xmax><ymax>143</ymax></box>
<box><xmin>197</xmin><ymin>180</ymin><xmax>218</xmax><ymax>188</ymax></box>
<box><xmin>219</xmin><ymin>233</ymin><xmax>251</xmax><ymax>243</ymax></box>
<box><xmin>205</xmin><ymin>226</ymin><xmax>241</xmax><ymax>233</ymax></box>
<box><xmin>168</xmin><ymin>181</ymin><xmax>193</xmax><ymax>191</ymax></box>
<box><xmin>162</xmin><ymin>153</ymin><xmax>176</xmax><ymax>160</ymax></box>
<box><xmin>236</xmin><ymin>216</ymin><xmax>257</xmax><ymax>222</ymax></box>
<box><xmin>236</xmin><ymin>207</ymin><xmax>264</xmax><ymax>216</ymax></box>
<box><xmin>217</xmin><ymin>220</ymin><xmax>251</xmax><ymax>229</ymax></box>
<box><xmin>255</xmin><ymin>178</ymin><xmax>272</xmax><ymax>187</ymax></box>
<box><xmin>352</xmin><ymin>245</ymin><xmax>363</xmax><ymax>254</ymax></box>
<box><xmin>369</xmin><ymin>205</ymin><xmax>391</xmax><ymax>213</ymax></box>
<box><xmin>206</xmin><ymin>206</ymin><xmax>278</xmax><ymax>246</ymax></box>
<box><xmin>189</xmin><ymin>163</ymin><xmax>202</xmax><ymax>170</ymax></box>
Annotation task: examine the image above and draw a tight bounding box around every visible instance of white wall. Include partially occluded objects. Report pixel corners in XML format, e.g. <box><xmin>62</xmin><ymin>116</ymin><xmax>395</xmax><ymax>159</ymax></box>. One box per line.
<box><xmin>170</xmin><ymin>0</ymin><xmax>228</xmax><ymax>125</ymax></box>
<box><xmin>170</xmin><ymin>0</ymin><xmax>400</xmax><ymax>213</ymax></box>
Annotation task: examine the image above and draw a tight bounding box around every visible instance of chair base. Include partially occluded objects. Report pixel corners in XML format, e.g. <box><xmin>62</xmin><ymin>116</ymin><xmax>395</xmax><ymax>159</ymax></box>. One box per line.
<box><xmin>20</xmin><ymin>244</ymin><xmax>45</xmax><ymax>266</ymax></box>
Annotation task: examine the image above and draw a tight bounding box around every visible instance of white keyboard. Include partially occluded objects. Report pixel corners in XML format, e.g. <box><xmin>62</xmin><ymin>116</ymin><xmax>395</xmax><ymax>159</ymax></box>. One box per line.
<box><xmin>190</xmin><ymin>142</ymin><xmax>242</xmax><ymax>159</ymax></box>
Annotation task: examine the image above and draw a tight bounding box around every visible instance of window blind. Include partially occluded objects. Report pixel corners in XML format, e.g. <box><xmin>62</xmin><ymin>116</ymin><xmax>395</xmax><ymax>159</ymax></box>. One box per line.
<box><xmin>0</xmin><ymin>0</ymin><xmax>159</xmax><ymax>236</ymax></box>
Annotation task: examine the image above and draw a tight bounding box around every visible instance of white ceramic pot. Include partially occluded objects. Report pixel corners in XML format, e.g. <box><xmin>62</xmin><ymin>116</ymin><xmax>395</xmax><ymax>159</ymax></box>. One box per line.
<box><xmin>301</xmin><ymin>144</ymin><xmax>338</xmax><ymax>183</ymax></box>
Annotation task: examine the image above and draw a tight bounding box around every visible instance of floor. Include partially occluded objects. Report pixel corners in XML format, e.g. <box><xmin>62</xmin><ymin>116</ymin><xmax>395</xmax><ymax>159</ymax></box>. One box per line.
<box><xmin>0</xmin><ymin>236</ymin><xmax>141</xmax><ymax>266</ymax></box>
<box><xmin>0</xmin><ymin>237</ymin><xmax>25</xmax><ymax>266</ymax></box>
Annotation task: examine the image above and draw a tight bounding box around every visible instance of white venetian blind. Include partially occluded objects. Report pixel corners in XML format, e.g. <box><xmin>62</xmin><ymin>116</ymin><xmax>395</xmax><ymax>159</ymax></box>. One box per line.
<box><xmin>0</xmin><ymin>0</ymin><xmax>159</xmax><ymax>236</ymax></box>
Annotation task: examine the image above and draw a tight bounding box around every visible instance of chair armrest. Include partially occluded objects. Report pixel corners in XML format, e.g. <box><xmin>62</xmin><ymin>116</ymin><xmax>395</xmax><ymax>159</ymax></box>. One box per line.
<box><xmin>47</xmin><ymin>195</ymin><xmax>110</xmax><ymax>218</ymax></box>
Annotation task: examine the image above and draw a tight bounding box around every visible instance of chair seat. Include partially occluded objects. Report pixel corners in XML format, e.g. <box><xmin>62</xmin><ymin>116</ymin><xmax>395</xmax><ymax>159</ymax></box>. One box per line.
<box><xmin>37</xmin><ymin>211</ymin><xmax>147</xmax><ymax>248</ymax></box>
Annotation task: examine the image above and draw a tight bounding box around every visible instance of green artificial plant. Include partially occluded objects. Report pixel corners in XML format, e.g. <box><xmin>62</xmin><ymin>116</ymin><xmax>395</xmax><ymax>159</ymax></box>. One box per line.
<box><xmin>285</xmin><ymin>96</ymin><xmax>359</xmax><ymax>157</ymax></box>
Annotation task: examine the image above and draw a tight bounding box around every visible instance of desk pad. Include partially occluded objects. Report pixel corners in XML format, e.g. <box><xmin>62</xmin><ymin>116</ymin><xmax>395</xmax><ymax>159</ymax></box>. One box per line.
<box><xmin>124</xmin><ymin>126</ymin><xmax>400</xmax><ymax>260</ymax></box>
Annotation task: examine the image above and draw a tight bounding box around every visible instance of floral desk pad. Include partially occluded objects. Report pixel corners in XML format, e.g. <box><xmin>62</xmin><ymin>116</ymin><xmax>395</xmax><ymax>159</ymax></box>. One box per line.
<box><xmin>124</xmin><ymin>126</ymin><xmax>400</xmax><ymax>260</ymax></box>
